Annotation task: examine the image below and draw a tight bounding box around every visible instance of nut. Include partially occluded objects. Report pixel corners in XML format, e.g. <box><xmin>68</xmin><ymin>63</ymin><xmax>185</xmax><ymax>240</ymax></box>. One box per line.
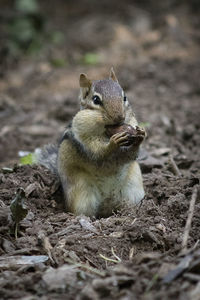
<box><xmin>105</xmin><ymin>123</ymin><xmax>145</xmax><ymax>146</ymax></box>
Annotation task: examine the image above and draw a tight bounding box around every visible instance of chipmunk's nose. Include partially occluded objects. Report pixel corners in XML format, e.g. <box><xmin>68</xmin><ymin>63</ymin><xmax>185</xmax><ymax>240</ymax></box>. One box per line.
<box><xmin>113</xmin><ymin>114</ymin><xmax>125</xmax><ymax>125</ymax></box>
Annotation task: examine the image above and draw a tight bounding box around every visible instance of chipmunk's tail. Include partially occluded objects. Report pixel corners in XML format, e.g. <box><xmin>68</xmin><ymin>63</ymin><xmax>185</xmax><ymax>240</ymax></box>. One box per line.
<box><xmin>35</xmin><ymin>144</ymin><xmax>58</xmax><ymax>175</ymax></box>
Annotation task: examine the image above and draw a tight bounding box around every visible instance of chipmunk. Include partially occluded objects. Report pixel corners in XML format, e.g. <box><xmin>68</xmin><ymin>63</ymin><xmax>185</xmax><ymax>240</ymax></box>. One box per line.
<box><xmin>37</xmin><ymin>68</ymin><xmax>145</xmax><ymax>217</ymax></box>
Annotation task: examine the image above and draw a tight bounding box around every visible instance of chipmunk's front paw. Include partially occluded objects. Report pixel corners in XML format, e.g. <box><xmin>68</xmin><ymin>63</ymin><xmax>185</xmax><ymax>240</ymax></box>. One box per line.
<box><xmin>107</xmin><ymin>124</ymin><xmax>145</xmax><ymax>148</ymax></box>
<box><xmin>110</xmin><ymin>132</ymin><xmax>130</xmax><ymax>148</ymax></box>
<box><xmin>128</xmin><ymin>126</ymin><xmax>145</xmax><ymax>147</ymax></box>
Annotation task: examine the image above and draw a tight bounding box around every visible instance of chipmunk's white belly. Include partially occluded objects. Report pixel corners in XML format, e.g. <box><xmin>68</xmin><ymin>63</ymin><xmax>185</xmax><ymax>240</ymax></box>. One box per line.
<box><xmin>96</xmin><ymin>172</ymin><xmax>124</xmax><ymax>199</ymax></box>
<box><xmin>91</xmin><ymin>162</ymin><xmax>144</xmax><ymax>205</ymax></box>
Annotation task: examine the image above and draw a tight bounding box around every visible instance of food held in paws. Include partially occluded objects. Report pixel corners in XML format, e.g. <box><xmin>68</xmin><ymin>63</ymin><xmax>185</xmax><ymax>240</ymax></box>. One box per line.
<box><xmin>105</xmin><ymin>124</ymin><xmax>145</xmax><ymax>146</ymax></box>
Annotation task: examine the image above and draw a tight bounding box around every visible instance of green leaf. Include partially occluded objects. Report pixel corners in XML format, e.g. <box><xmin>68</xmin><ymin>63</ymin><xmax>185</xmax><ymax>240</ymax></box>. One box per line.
<box><xmin>20</xmin><ymin>153</ymin><xmax>36</xmax><ymax>165</ymax></box>
<box><xmin>82</xmin><ymin>53</ymin><xmax>99</xmax><ymax>65</ymax></box>
<box><xmin>10</xmin><ymin>188</ymin><xmax>28</xmax><ymax>238</ymax></box>
<box><xmin>9</xmin><ymin>18</ymin><xmax>36</xmax><ymax>43</ymax></box>
<box><xmin>26</xmin><ymin>38</ymin><xmax>43</xmax><ymax>55</ymax></box>
<box><xmin>50</xmin><ymin>58</ymin><xmax>68</xmax><ymax>68</ymax></box>
<box><xmin>50</xmin><ymin>31</ymin><xmax>65</xmax><ymax>45</ymax></box>
<box><xmin>10</xmin><ymin>188</ymin><xmax>28</xmax><ymax>224</ymax></box>
<box><xmin>138</xmin><ymin>122</ymin><xmax>151</xmax><ymax>128</ymax></box>
<box><xmin>15</xmin><ymin>0</ymin><xmax>39</xmax><ymax>13</ymax></box>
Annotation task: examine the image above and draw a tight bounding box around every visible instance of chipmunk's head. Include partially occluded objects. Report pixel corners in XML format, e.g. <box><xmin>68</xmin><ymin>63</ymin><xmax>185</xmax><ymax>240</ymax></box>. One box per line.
<box><xmin>79</xmin><ymin>68</ymin><xmax>129</xmax><ymax>125</ymax></box>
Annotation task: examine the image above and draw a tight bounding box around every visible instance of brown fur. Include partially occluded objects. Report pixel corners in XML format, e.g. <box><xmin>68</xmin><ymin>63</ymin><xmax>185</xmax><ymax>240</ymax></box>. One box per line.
<box><xmin>57</xmin><ymin>69</ymin><xmax>145</xmax><ymax>217</ymax></box>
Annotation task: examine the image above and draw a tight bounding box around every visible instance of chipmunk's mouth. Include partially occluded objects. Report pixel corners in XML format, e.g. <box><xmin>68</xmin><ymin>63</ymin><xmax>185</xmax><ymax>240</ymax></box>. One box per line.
<box><xmin>103</xmin><ymin>111</ymin><xmax>125</xmax><ymax>126</ymax></box>
<box><xmin>105</xmin><ymin>121</ymin><xmax>124</xmax><ymax>128</ymax></box>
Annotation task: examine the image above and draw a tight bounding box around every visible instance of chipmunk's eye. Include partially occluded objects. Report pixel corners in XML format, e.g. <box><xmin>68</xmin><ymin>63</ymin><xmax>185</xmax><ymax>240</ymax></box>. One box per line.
<box><xmin>92</xmin><ymin>95</ymin><xmax>102</xmax><ymax>105</ymax></box>
<box><xmin>124</xmin><ymin>96</ymin><xmax>127</xmax><ymax>102</ymax></box>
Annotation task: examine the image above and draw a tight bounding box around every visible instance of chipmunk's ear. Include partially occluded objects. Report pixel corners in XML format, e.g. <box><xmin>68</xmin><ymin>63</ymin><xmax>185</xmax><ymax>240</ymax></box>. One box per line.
<box><xmin>109</xmin><ymin>67</ymin><xmax>118</xmax><ymax>82</ymax></box>
<box><xmin>79</xmin><ymin>73</ymin><xmax>92</xmax><ymax>88</ymax></box>
<box><xmin>79</xmin><ymin>73</ymin><xmax>92</xmax><ymax>100</ymax></box>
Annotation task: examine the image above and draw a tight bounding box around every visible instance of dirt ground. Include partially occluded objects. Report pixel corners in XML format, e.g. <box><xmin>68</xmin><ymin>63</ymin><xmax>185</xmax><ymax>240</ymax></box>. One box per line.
<box><xmin>0</xmin><ymin>1</ymin><xmax>200</xmax><ymax>299</ymax></box>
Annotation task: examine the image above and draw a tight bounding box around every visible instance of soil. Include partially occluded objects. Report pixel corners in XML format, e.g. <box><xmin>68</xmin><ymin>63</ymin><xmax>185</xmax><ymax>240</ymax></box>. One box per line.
<box><xmin>0</xmin><ymin>1</ymin><xmax>200</xmax><ymax>299</ymax></box>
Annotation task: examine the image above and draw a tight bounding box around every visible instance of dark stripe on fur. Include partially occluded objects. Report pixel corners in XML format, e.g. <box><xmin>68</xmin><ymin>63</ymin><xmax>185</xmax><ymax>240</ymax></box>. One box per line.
<box><xmin>60</xmin><ymin>130</ymin><xmax>90</xmax><ymax>161</ymax></box>
<box><xmin>60</xmin><ymin>129</ymin><xmax>140</xmax><ymax>167</ymax></box>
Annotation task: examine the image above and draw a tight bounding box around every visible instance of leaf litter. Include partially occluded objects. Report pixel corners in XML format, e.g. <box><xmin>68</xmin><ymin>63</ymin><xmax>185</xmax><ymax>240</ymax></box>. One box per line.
<box><xmin>0</xmin><ymin>1</ymin><xmax>200</xmax><ymax>299</ymax></box>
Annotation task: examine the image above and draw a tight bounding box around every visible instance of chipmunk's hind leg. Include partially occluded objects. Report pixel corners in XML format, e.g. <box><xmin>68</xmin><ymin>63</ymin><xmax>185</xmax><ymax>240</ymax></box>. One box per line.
<box><xmin>122</xmin><ymin>161</ymin><xmax>145</xmax><ymax>205</ymax></box>
<box><xmin>67</xmin><ymin>176</ymin><xmax>100</xmax><ymax>217</ymax></box>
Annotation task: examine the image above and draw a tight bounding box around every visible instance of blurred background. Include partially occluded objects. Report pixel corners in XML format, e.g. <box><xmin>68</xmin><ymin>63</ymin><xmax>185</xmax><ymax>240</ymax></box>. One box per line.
<box><xmin>0</xmin><ymin>0</ymin><xmax>199</xmax><ymax>165</ymax></box>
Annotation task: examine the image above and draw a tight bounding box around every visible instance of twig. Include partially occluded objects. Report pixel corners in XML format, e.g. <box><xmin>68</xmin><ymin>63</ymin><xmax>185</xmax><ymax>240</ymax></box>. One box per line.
<box><xmin>191</xmin><ymin>239</ymin><xmax>199</xmax><ymax>252</ymax></box>
<box><xmin>131</xmin><ymin>218</ymin><xmax>137</xmax><ymax>225</ymax></box>
<box><xmin>183</xmin><ymin>272</ymin><xmax>200</xmax><ymax>282</ymax></box>
<box><xmin>14</xmin><ymin>223</ymin><xmax>18</xmax><ymax>239</ymax></box>
<box><xmin>181</xmin><ymin>186</ymin><xmax>198</xmax><ymax>252</ymax></box>
<box><xmin>65</xmin><ymin>258</ymin><xmax>106</xmax><ymax>277</ymax></box>
<box><xmin>38</xmin><ymin>231</ymin><xmax>54</xmax><ymax>264</ymax></box>
<box><xmin>99</xmin><ymin>253</ymin><xmax>120</xmax><ymax>264</ymax></box>
<box><xmin>111</xmin><ymin>247</ymin><xmax>121</xmax><ymax>262</ymax></box>
<box><xmin>129</xmin><ymin>246</ymin><xmax>136</xmax><ymax>260</ymax></box>
<box><xmin>145</xmin><ymin>274</ymin><xmax>159</xmax><ymax>293</ymax></box>
<box><xmin>168</xmin><ymin>154</ymin><xmax>181</xmax><ymax>176</ymax></box>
